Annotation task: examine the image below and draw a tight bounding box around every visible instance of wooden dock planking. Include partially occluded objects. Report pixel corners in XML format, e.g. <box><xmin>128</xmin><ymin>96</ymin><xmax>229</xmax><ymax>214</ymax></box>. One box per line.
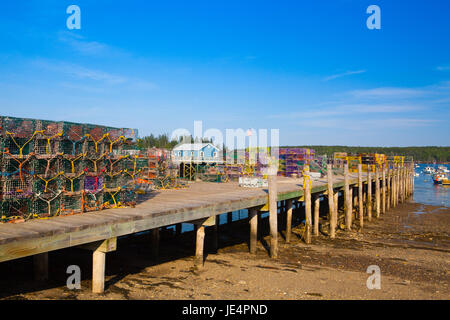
<box><xmin>0</xmin><ymin>173</ymin><xmax>372</xmax><ymax>264</ymax></box>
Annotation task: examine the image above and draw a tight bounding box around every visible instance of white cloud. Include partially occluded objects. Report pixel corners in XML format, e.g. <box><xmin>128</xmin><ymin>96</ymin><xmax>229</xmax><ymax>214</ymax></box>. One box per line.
<box><xmin>324</xmin><ymin>70</ymin><xmax>366</xmax><ymax>81</ymax></box>
<box><xmin>436</xmin><ymin>65</ymin><xmax>450</xmax><ymax>71</ymax></box>
<box><xmin>58</xmin><ymin>32</ymin><xmax>112</xmax><ymax>56</ymax></box>
<box><xmin>350</xmin><ymin>87</ymin><xmax>426</xmax><ymax>98</ymax></box>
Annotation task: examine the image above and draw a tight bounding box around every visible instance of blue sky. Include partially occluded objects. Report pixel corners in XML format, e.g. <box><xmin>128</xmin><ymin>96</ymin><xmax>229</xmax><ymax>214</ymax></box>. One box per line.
<box><xmin>0</xmin><ymin>0</ymin><xmax>449</xmax><ymax>146</ymax></box>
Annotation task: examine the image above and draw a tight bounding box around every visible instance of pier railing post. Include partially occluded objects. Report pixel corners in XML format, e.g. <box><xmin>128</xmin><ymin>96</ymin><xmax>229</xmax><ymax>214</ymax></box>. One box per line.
<box><xmin>268</xmin><ymin>165</ymin><xmax>278</xmax><ymax>258</ymax></box>
<box><xmin>358</xmin><ymin>164</ymin><xmax>363</xmax><ymax>228</ymax></box>
<box><xmin>367</xmin><ymin>166</ymin><xmax>372</xmax><ymax>222</ymax></box>
<box><xmin>249</xmin><ymin>208</ymin><xmax>258</xmax><ymax>254</ymax></box>
<box><xmin>327</xmin><ymin>164</ymin><xmax>336</xmax><ymax>238</ymax></box>
<box><xmin>344</xmin><ymin>163</ymin><xmax>351</xmax><ymax>230</ymax></box>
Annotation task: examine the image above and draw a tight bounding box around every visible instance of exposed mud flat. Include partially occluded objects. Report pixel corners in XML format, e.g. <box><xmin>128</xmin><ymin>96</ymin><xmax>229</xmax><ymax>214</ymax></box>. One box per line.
<box><xmin>0</xmin><ymin>200</ymin><xmax>449</xmax><ymax>300</ymax></box>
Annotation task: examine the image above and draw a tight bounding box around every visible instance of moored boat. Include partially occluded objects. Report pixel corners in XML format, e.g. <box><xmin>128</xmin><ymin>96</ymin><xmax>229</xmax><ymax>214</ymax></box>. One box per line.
<box><xmin>424</xmin><ymin>166</ymin><xmax>435</xmax><ymax>174</ymax></box>
<box><xmin>433</xmin><ymin>172</ymin><xmax>447</xmax><ymax>184</ymax></box>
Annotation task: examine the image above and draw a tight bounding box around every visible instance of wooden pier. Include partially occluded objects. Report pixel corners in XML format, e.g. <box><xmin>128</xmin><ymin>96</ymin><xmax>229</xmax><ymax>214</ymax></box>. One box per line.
<box><xmin>0</xmin><ymin>164</ymin><xmax>415</xmax><ymax>293</ymax></box>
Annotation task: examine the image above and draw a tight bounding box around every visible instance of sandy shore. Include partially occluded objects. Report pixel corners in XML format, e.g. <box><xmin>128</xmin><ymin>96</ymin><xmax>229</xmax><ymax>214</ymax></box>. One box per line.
<box><xmin>0</xmin><ymin>200</ymin><xmax>449</xmax><ymax>300</ymax></box>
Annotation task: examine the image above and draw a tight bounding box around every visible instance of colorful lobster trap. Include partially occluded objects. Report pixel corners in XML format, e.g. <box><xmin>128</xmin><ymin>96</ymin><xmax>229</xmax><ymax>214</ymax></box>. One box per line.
<box><xmin>0</xmin><ymin>115</ymin><xmax>143</xmax><ymax>223</ymax></box>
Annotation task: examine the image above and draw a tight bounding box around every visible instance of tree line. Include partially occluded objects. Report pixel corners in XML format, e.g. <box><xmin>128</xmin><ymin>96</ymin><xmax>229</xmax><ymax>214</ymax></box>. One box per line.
<box><xmin>137</xmin><ymin>134</ymin><xmax>212</xmax><ymax>150</ymax></box>
<box><xmin>285</xmin><ymin>145</ymin><xmax>450</xmax><ymax>163</ymax></box>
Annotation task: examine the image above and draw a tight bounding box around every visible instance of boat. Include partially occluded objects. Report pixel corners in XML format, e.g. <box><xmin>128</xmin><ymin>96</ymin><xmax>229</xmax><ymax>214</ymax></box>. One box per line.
<box><xmin>437</xmin><ymin>165</ymin><xmax>449</xmax><ymax>173</ymax></box>
<box><xmin>433</xmin><ymin>172</ymin><xmax>447</xmax><ymax>184</ymax></box>
<box><xmin>414</xmin><ymin>172</ymin><xmax>419</xmax><ymax>177</ymax></box>
<box><xmin>423</xmin><ymin>166</ymin><xmax>435</xmax><ymax>174</ymax></box>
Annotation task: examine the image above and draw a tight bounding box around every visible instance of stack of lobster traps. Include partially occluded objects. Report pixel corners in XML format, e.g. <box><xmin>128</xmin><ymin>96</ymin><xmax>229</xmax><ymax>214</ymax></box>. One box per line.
<box><xmin>135</xmin><ymin>148</ymin><xmax>187</xmax><ymax>191</ymax></box>
<box><xmin>333</xmin><ymin>152</ymin><xmax>391</xmax><ymax>172</ymax></box>
<box><xmin>278</xmin><ymin>148</ymin><xmax>315</xmax><ymax>177</ymax></box>
<box><xmin>0</xmin><ymin>115</ymin><xmax>141</xmax><ymax>223</ymax></box>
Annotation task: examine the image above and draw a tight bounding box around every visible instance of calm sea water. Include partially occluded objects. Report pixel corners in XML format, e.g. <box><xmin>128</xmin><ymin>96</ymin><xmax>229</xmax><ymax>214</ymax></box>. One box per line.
<box><xmin>413</xmin><ymin>163</ymin><xmax>450</xmax><ymax>207</ymax></box>
<box><xmin>175</xmin><ymin>163</ymin><xmax>449</xmax><ymax>233</ymax></box>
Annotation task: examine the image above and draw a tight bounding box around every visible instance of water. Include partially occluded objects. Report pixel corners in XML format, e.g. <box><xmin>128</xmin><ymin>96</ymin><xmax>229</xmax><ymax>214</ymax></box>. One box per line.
<box><xmin>413</xmin><ymin>163</ymin><xmax>450</xmax><ymax>207</ymax></box>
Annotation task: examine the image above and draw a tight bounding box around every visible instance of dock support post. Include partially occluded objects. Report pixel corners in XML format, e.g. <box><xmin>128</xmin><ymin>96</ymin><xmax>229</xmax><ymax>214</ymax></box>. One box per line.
<box><xmin>285</xmin><ymin>200</ymin><xmax>293</xmax><ymax>243</ymax></box>
<box><xmin>334</xmin><ymin>191</ymin><xmax>339</xmax><ymax>229</ymax></box>
<box><xmin>387</xmin><ymin>166</ymin><xmax>391</xmax><ymax>212</ymax></box>
<box><xmin>195</xmin><ymin>224</ymin><xmax>205</xmax><ymax>268</ymax></box>
<box><xmin>227</xmin><ymin>212</ymin><xmax>233</xmax><ymax>224</ymax></box>
<box><xmin>344</xmin><ymin>163</ymin><xmax>351</xmax><ymax>230</ymax></box>
<box><xmin>393</xmin><ymin>166</ymin><xmax>398</xmax><ymax>207</ymax></box>
<box><xmin>33</xmin><ymin>252</ymin><xmax>48</xmax><ymax>281</ymax></box>
<box><xmin>400</xmin><ymin>166</ymin><xmax>403</xmax><ymax>204</ymax></box>
<box><xmin>313</xmin><ymin>195</ymin><xmax>320</xmax><ymax>236</ymax></box>
<box><xmin>358</xmin><ymin>164</ymin><xmax>363</xmax><ymax>228</ymax></box>
<box><xmin>249</xmin><ymin>208</ymin><xmax>258</xmax><ymax>253</ymax></box>
<box><xmin>382</xmin><ymin>164</ymin><xmax>386</xmax><ymax>214</ymax></box>
<box><xmin>176</xmin><ymin>223</ymin><xmax>182</xmax><ymax>236</ymax></box>
<box><xmin>84</xmin><ymin>238</ymin><xmax>116</xmax><ymax>294</ymax></box>
<box><xmin>212</xmin><ymin>215</ymin><xmax>219</xmax><ymax>253</ymax></box>
<box><xmin>375</xmin><ymin>166</ymin><xmax>381</xmax><ymax>218</ymax></box>
<box><xmin>305</xmin><ymin>168</ymin><xmax>312</xmax><ymax>244</ymax></box>
<box><xmin>327</xmin><ymin>164</ymin><xmax>336</xmax><ymax>239</ymax></box>
<box><xmin>268</xmin><ymin>168</ymin><xmax>278</xmax><ymax>258</ymax></box>
<box><xmin>93</xmin><ymin>251</ymin><xmax>105</xmax><ymax>293</ymax></box>
<box><xmin>367</xmin><ymin>166</ymin><xmax>372</xmax><ymax>222</ymax></box>
<box><xmin>151</xmin><ymin>228</ymin><xmax>160</xmax><ymax>260</ymax></box>
<box><xmin>349</xmin><ymin>187</ymin><xmax>353</xmax><ymax>223</ymax></box>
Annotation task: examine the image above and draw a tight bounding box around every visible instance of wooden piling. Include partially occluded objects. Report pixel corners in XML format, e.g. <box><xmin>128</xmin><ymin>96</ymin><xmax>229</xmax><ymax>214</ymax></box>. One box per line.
<box><xmin>327</xmin><ymin>164</ymin><xmax>336</xmax><ymax>239</ymax></box>
<box><xmin>367</xmin><ymin>166</ymin><xmax>372</xmax><ymax>222</ymax></box>
<box><xmin>313</xmin><ymin>195</ymin><xmax>320</xmax><ymax>236</ymax></box>
<box><xmin>212</xmin><ymin>215</ymin><xmax>219</xmax><ymax>253</ymax></box>
<box><xmin>344</xmin><ymin>163</ymin><xmax>352</xmax><ymax>230</ymax></box>
<box><xmin>285</xmin><ymin>200</ymin><xmax>293</xmax><ymax>243</ymax></box>
<box><xmin>227</xmin><ymin>211</ymin><xmax>233</xmax><ymax>224</ymax></box>
<box><xmin>92</xmin><ymin>251</ymin><xmax>106</xmax><ymax>293</ymax></box>
<box><xmin>349</xmin><ymin>187</ymin><xmax>353</xmax><ymax>223</ymax></box>
<box><xmin>375</xmin><ymin>166</ymin><xmax>380</xmax><ymax>218</ymax></box>
<box><xmin>382</xmin><ymin>164</ymin><xmax>386</xmax><ymax>214</ymax></box>
<box><xmin>195</xmin><ymin>224</ymin><xmax>205</xmax><ymax>268</ymax></box>
<box><xmin>82</xmin><ymin>238</ymin><xmax>116</xmax><ymax>293</ymax></box>
<box><xmin>393</xmin><ymin>166</ymin><xmax>398</xmax><ymax>207</ymax></box>
<box><xmin>33</xmin><ymin>252</ymin><xmax>48</xmax><ymax>281</ymax></box>
<box><xmin>175</xmin><ymin>223</ymin><xmax>182</xmax><ymax>236</ymax></box>
<box><xmin>387</xmin><ymin>166</ymin><xmax>391</xmax><ymax>211</ymax></box>
<box><xmin>305</xmin><ymin>170</ymin><xmax>312</xmax><ymax>244</ymax></box>
<box><xmin>151</xmin><ymin>228</ymin><xmax>160</xmax><ymax>259</ymax></box>
<box><xmin>249</xmin><ymin>208</ymin><xmax>258</xmax><ymax>253</ymax></box>
<box><xmin>358</xmin><ymin>164</ymin><xmax>363</xmax><ymax>228</ymax></box>
<box><xmin>334</xmin><ymin>191</ymin><xmax>339</xmax><ymax>229</ymax></box>
<box><xmin>268</xmin><ymin>170</ymin><xmax>278</xmax><ymax>258</ymax></box>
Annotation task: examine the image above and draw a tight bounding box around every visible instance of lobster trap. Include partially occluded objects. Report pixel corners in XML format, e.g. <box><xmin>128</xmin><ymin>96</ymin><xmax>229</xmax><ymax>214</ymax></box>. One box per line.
<box><xmin>60</xmin><ymin>194</ymin><xmax>83</xmax><ymax>215</ymax></box>
<box><xmin>0</xmin><ymin>198</ymin><xmax>32</xmax><ymax>222</ymax></box>
<box><xmin>32</xmin><ymin>193</ymin><xmax>62</xmax><ymax>218</ymax></box>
